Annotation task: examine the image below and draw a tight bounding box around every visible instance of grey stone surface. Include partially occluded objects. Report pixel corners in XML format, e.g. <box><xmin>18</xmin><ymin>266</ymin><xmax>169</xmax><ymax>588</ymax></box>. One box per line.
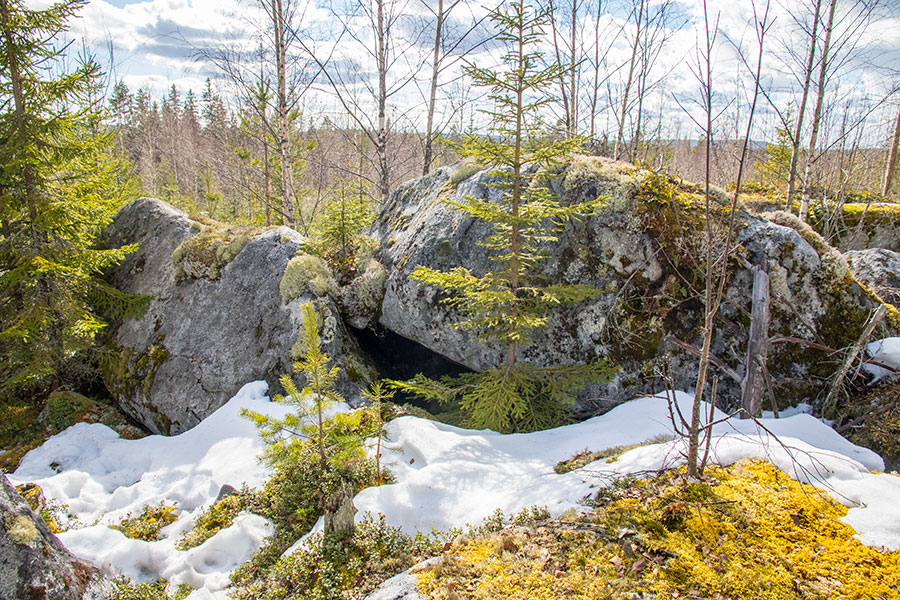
<box><xmin>101</xmin><ymin>198</ymin><xmax>375</xmax><ymax>434</ymax></box>
<box><xmin>847</xmin><ymin>248</ymin><xmax>900</xmax><ymax>307</ymax></box>
<box><xmin>1</xmin><ymin>475</ymin><xmax>110</xmax><ymax>600</ymax></box>
<box><xmin>372</xmin><ymin>158</ymin><xmax>890</xmax><ymax>413</ymax></box>
<box><xmin>363</xmin><ymin>557</ymin><xmax>443</xmax><ymax>600</ymax></box>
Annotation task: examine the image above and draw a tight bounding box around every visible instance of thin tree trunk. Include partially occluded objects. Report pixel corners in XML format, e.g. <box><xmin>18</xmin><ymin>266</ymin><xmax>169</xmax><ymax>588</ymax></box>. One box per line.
<box><xmin>508</xmin><ymin>11</ymin><xmax>525</xmax><ymax>368</ymax></box>
<box><xmin>376</xmin><ymin>0</ymin><xmax>390</xmax><ymax>202</ymax></box>
<box><xmin>786</xmin><ymin>0</ymin><xmax>823</xmax><ymax>212</ymax></box>
<box><xmin>547</xmin><ymin>0</ymin><xmax>572</xmax><ymax>137</ymax></box>
<box><xmin>614</xmin><ymin>0</ymin><xmax>643</xmax><ymax>161</ymax></box>
<box><xmin>799</xmin><ymin>0</ymin><xmax>837</xmax><ymax>222</ymax></box>
<box><xmin>589</xmin><ymin>0</ymin><xmax>603</xmax><ymax>143</ymax></box>
<box><xmin>264</xmin><ymin>137</ymin><xmax>272</xmax><ymax>226</ymax></box>
<box><xmin>883</xmin><ymin>103</ymin><xmax>900</xmax><ymax>196</ymax></box>
<box><xmin>569</xmin><ymin>0</ymin><xmax>578</xmax><ymax>139</ymax></box>
<box><xmin>274</xmin><ymin>0</ymin><xmax>296</xmax><ymax>226</ymax></box>
<box><xmin>423</xmin><ymin>0</ymin><xmax>444</xmax><ymax>175</ymax></box>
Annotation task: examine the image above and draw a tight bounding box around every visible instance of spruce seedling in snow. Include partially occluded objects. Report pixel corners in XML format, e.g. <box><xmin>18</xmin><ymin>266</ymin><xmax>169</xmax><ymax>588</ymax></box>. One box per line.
<box><xmin>361</xmin><ymin>381</ymin><xmax>394</xmax><ymax>484</ymax></box>
<box><xmin>394</xmin><ymin>0</ymin><xmax>614</xmax><ymax>433</ymax></box>
<box><xmin>244</xmin><ymin>302</ymin><xmax>340</xmax><ymax>472</ymax></box>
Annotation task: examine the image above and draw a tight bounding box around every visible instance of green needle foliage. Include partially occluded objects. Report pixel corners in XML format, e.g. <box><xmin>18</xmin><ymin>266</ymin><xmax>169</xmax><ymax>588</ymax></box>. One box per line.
<box><xmin>309</xmin><ymin>181</ymin><xmax>375</xmax><ymax>281</ymax></box>
<box><xmin>361</xmin><ymin>380</ymin><xmax>394</xmax><ymax>484</ymax></box>
<box><xmin>0</xmin><ymin>0</ymin><xmax>144</xmax><ymax>395</ymax></box>
<box><xmin>245</xmin><ymin>303</ymin><xmax>344</xmax><ymax>471</ymax></box>
<box><xmin>396</xmin><ymin>0</ymin><xmax>613</xmax><ymax>433</ymax></box>
<box><xmin>243</xmin><ymin>303</ymin><xmax>378</xmax><ymax>536</ymax></box>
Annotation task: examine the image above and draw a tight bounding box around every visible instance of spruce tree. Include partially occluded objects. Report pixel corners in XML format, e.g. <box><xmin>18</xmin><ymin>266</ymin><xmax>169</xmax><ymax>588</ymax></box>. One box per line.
<box><xmin>309</xmin><ymin>181</ymin><xmax>375</xmax><ymax>281</ymax></box>
<box><xmin>0</xmin><ymin>0</ymin><xmax>143</xmax><ymax>394</ymax></box>
<box><xmin>393</xmin><ymin>0</ymin><xmax>613</xmax><ymax>433</ymax></box>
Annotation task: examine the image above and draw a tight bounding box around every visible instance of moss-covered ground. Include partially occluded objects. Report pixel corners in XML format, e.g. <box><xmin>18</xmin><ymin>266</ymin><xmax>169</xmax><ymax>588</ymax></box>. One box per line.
<box><xmin>110</xmin><ymin>502</ymin><xmax>179</xmax><ymax>541</ymax></box>
<box><xmin>417</xmin><ymin>460</ymin><xmax>900</xmax><ymax>600</ymax></box>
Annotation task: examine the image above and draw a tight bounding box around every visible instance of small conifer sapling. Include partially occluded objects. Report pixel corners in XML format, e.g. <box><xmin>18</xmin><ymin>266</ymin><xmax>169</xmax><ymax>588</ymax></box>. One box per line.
<box><xmin>391</xmin><ymin>0</ymin><xmax>614</xmax><ymax>433</ymax></box>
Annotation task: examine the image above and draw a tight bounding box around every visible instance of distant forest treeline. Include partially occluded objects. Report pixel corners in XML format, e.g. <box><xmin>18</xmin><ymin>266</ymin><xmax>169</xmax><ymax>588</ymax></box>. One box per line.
<box><xmin>108</xmin><ymin>77</ymin><xmax>898</xmax><ymax>231</ymax></box>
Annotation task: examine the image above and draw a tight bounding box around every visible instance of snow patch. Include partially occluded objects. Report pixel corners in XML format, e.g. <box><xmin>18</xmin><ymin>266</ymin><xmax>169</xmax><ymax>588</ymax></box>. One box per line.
<box><xmin>10</xmin><ymin>383</ymin><xmax>900</xmax><ymax>599</ymax></box>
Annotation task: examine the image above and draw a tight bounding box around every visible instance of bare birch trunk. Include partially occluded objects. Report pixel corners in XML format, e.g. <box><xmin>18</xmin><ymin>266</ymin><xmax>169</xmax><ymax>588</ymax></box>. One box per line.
<box><xmin>799</xmin><ymin>0</ymin><xmax>836</xmax><ymax>222</ymax></box>
<box><xmin>376</xmin><ymin>0</ymin><xmax>390</xmax><ymax>202</ymax></box>
<box><xmin>614</xmin><ymin>0</ymin><xmax>643</xmax><ymax>161</ymax></box>
<box><xmin>423</xmin><ymin>0</ymin><xmax>444</xmax><ymax>175</ymax></box>
<box><xmin>273</xmin><ymin>0</ymin><xmax>296</xmax><ymax>226</ymax></box>
<box><xmin>786</xmin><ymin>0</ymin><xmax>823</xmax><ymax>212</ymax></box>
<box><xmin>883</xmin><ymin>103</ymin><xmax>900</xmax><ymax>197</ymax></box>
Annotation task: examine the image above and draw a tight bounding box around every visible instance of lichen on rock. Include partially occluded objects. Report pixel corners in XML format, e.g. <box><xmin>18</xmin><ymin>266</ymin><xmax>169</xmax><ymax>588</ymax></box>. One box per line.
<box><xmin>280</xmin><ymin>253</ymin><xmax>338</xmax><ymax>302</ymax></box>
<box><xmin>171</xmin><ymin>224</ymin><xmax>261</xmax><ymax>282</ymax></box>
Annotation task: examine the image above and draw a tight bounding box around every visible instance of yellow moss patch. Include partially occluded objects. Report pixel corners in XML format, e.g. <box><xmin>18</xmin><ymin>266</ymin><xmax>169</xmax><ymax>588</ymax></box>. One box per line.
<box><xmin>417</xmin><ymin>461</ymin><xmax>900</xmax><ymax>600</ymax></box>
<box><xmin>840</xmin><ymin>202</ymin><xmax>900</xmax><ymax>227</ymax></box>
<box><xmin>175</xmin><ymin>494</ymin><xmax>246</xmax><ymax>550</ymax></box>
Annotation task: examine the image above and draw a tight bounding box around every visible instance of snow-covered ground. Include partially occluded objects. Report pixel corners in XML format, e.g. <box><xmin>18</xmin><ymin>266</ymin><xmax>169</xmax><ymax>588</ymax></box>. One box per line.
<box><xmin>865</xmin><ymin>336</ymin><xmax>900</xmax><ymax>381</ymax></box>
<box><xmin>10</xmin><ymin>381</ymin><xmax>900</xmax><ymax>599</ymax></box>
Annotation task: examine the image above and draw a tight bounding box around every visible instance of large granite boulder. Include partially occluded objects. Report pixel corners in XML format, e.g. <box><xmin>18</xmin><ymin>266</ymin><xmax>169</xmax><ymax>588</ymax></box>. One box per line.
<box><xmin>101</xmin><ymin>198</ymin><xmax>376</xmax><ymax>435</ymax></box>
<box><xmin>372</xmin><ymin>157</ymin><xmax>895</xmax><ymax>413</ymax></box>
<box><xmin>1</xmin><ymin>475</ymin><xmax>110</xmax><ymax>600</ymax></box>
<box><xmin>846</xmin><ymin>248</ymin><xmax>900</xmax><ymax>307</ymax></box>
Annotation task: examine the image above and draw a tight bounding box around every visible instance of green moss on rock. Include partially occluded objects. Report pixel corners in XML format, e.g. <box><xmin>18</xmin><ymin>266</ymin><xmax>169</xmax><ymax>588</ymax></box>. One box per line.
<box><xmin>280</xmin><ymin>254</ymin><xmax>337</xmax><ymax>303</ymax></box>
<box><xmin>172</xmin><ymin>224</ymin><xmax>260</xmax><ymax>282</ymax></box>
<box><xmin>450</xmin><ymin>162</ymin><xmax>483</xmax><ymax>186</ymax></box>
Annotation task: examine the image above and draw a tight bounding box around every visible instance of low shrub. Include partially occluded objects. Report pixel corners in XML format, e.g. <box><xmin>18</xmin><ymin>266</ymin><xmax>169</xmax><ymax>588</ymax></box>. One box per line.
<box><xmin>229</xmin><ymin>514</ymin><xmax>448</xmax><ymax>600</ymax></box>
<box><xmin>110</xmin><ymin>502</ymin><xmax>178</xmax><ymax>541</ymax></box>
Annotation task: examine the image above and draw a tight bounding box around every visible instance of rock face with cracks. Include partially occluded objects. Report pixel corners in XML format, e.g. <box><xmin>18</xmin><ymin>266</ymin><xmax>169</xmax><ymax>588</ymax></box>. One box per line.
<box><xmin>101</xmin><ymin>198</ymin><xmax>375</xmax><ymax>434</ymax></box>
<box><xmin>371</xmin><ymin>157</ymin><xmax>894</xmax><ymax>414</ymax></box>
<box><xmin>846</xmin><ymin>248</ymin><xmax>900</xmax><ymax>307</ymax></box>
<box><xmin>0</xmin><ymin>474</ymin><xmax>110</xmax><ymax>600</ymax></box>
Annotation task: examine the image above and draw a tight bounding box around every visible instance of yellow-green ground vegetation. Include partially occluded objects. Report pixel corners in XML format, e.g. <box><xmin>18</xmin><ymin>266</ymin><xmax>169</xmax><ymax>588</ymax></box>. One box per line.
<box><xmin>229</xmin><ymin>515</ymin><xmax>450</xmax><ymax>600</ymax></box>
<box><xmin>175</xmin><ymin>490</ymin><xmax>254</xmax><ymax>550</ymax></box>
<box><xmin>110</xmin><ymin>502</ymin><xmax>179</xmax><ymax>541</ymax></box>
<box><xmin>417</xmin><ymin>460</ymin><xmax>900</xmax><ymax>600</ymax></box>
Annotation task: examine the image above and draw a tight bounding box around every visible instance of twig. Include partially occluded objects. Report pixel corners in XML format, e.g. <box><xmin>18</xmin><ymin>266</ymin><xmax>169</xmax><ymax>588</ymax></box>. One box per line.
<box><xmin>664</xmin><ymin>335</ymin><xmax>742</xmax><ymax>383</ymax></box>
<box><xmin>823</xmin><ymin>304</ymin><xmax>887</xmax><ymax>416</ymax></box>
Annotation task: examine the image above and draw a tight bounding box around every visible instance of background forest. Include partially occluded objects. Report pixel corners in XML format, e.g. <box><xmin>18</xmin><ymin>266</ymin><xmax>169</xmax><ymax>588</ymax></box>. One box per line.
<box><xmin>101</xmin><ymin>0</ymin><xmax>900</xmax><ymax>232</ymax></box>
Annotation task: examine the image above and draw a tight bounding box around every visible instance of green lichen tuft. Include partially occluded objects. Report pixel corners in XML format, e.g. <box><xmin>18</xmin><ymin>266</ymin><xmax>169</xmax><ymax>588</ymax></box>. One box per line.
<box><xmin>449</xmin><ymin>162</ymin><xmax>483</xmax><ymax>186</ymax></box>
<box><xmin>172</xmin><ymin>224</ymin><xmax>260</xmax><ymax>282</ymax></box>
<box><xmin>355</xmin><ymin>259</ymin><xmax>388</xmax><ymax>313</ymax></box>
<box><xmin>5</xmin><ymin>512</ymin><xmax>39</xmax><ymax>547</ymax></box>
<box><xmin>280</xmin><ymin>254</ymin><xmax>337</xmax><ymax>303</ymax></box>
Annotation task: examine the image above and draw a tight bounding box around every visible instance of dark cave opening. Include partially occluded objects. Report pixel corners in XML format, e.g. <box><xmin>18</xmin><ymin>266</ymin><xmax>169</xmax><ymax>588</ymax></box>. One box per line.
<box><xmin>352</xmin><ymin>324</ymin><xmax>473</xmax><ymax>413</ymax></box>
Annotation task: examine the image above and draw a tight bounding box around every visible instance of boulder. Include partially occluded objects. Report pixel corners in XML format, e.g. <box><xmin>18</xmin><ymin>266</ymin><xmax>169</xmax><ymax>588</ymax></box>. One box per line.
<box><xmin>846</xmin><ymin>248</ymin><xmax>900</xmax><ymax>307</ymax></box>
<box><xmin>362</xmin><ymin>557</ymin><xmax>442</xmax><ymax>600</ymax></box>
<box><xmin>101</xmin><ymin>198</ymin><xmax>376</xmax><ymax>435</ymax></box>
<box><xmin>1</xmin><ymin>475</ymin><xmax>110</xmax><ymax>600</ymax></box>
<box><xmin>372</xmin><ymin>157</ymin><xmax>895</xmax><ymax>413</ymax></box>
